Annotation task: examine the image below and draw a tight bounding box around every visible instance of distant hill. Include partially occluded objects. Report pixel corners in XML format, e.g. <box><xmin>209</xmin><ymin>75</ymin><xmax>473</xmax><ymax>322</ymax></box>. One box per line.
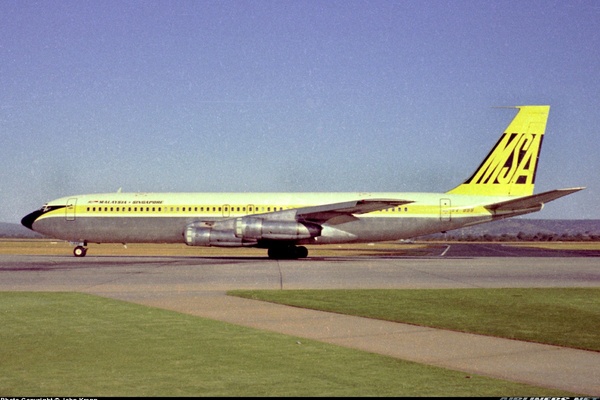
<box><xmin>0</xmin><ymin>223</ymin><xmax>46</xmax><ymax>238</ymax></box>
<box><xmin>2</xmin><ymin>219</ymin><xmax>599</xmax><ymax>241</ymax></box>
<box><xmin>420</xmin><ymin>218</ymin><xmax>600</xmax><ymax>241</ymax></box>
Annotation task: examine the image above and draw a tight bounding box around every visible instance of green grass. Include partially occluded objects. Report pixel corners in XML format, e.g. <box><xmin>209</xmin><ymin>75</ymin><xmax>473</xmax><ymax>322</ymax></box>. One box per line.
<box><xmin>229</xmin><ymin>288</ymin><xmax>600</xmax><ymax>351</ymax></box>
<box><xmin>0</xmin><ymin>292</ymin><xmax>573</xmax><ymax>396</ymax></box>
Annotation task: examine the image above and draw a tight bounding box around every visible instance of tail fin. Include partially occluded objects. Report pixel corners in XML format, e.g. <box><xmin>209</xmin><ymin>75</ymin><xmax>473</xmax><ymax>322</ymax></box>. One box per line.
<box><xmin>447</xmin><ymin>105</ymin><xmax>549</xmax><ymax>197</ymax></box>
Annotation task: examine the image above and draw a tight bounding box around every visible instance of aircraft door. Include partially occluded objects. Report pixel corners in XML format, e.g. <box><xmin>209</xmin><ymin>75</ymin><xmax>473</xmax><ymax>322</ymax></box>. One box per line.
<box><xmin>440</xmin><ymin>198</ymin><xmax>451</xmax><ymax>222</ymax></box>
<box><xmin>222</xmin><ymin>204</ymin><xmax>231</xmax><ymax>218</ymax></box>
<box><xmin>66</xmin><ymin>198</ymin><xmax>77</xmax><ymax>221</ymax></box>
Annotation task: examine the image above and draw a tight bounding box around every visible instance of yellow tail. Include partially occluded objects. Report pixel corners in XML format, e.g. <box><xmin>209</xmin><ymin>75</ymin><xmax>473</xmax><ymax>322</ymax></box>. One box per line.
<box><xmin>447</xmin><ymin>105</ymin><xmax>549</xmax><ymax>197</ymax></box>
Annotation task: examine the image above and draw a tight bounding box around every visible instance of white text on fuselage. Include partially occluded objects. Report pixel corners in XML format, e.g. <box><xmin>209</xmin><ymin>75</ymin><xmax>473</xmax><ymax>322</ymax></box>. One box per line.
<box><xmin>88</xmin><ymin>200</ymin><xmax>164</xmax><ymax>205</ymax></box>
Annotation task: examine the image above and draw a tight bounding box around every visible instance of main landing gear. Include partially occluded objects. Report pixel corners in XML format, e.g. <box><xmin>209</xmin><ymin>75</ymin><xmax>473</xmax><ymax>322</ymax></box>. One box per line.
<box><xmin>267</xmin><ymin>245</ymin><xmax>308</xmax><ymax>259</ymax></box>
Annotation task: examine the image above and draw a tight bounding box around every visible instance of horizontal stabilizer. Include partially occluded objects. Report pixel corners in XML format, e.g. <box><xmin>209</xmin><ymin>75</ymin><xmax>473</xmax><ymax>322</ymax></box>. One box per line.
<box><xmin>485</xmin><ymin>187</ymin><xmax>585</xmax><ymax>213</ymax></box>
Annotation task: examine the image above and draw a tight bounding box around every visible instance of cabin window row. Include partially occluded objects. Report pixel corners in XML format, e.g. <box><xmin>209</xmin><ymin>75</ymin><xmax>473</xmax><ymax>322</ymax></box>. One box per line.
<box><xmin>87</xmin><ymin>206</ymin><xmax>162</xmax><ymax>212</ymax></box>
<box><xmin>84</xmin><ymin>206</ymin><xmax>409</xmax><ymax>213</ymax></box>
<box><xmin>84</xmin><ymin>206</ymin><xmax>288</xmax><ymax>213</ymax></box>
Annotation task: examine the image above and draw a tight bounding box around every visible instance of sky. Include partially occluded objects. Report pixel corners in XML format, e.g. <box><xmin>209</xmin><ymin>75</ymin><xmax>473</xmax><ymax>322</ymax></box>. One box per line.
<box><xmin>1</xmin><ymin>0</ymin><xmax>599</xmax><ymax>223</ymax></box>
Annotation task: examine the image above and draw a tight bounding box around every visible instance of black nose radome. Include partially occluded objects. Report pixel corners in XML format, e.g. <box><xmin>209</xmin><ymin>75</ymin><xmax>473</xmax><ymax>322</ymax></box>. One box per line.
<box><xmin>21</xmin><ymin>209</ymin><xmax>45</xmax><ymax>230</ymax></box>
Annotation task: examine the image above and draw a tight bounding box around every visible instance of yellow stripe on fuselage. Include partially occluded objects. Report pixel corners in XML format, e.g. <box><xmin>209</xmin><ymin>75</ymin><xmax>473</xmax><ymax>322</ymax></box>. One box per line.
<box><xmin>39</xmin><ymin>192</ymin><xmax>504</xmax><ymax>222</ymax></box>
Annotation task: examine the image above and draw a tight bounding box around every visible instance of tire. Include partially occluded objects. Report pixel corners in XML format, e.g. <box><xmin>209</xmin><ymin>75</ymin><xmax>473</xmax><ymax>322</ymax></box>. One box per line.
<box><xmin>73</xmin><ymin>246</ymin><xmax>87</xmax><ymax>257</ymax></box>
<box><xmin>296</xmin><ymin>246</ymin><xmax>308</xmax><ymax>258</ymax></box>
<box><xmin>268</xmin><ymin>246</ymin><xmax>308</xmax><ymax>259</ymax></box>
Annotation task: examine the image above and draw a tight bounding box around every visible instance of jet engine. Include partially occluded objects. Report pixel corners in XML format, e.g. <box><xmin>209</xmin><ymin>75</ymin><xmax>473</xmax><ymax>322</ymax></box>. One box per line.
<box><xmin>184</xmin><ymin>217</ymin><xmax>322</xmax><ymax>247</ymax></box>
<box><xmin>234</xmin><ymin>217</ymin><xmax>321</xmax><ymax>240</ymax></box>
<box><xmin>185</xmin><ymin>226</ymin><xmax>254</xmax><ymax>247</ymax></box>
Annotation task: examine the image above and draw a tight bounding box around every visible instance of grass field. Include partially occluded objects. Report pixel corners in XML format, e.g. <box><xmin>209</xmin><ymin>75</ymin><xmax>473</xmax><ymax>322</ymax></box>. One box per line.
<box><xmin>511</xmin><ymin>242</ymin><xmax>600</xmax><ymax>251</ymax></box>
<box><xmin>2</xmin><ymin>238</ymin><xmax>600</xmax><ymax>258</ymax></box>
<box><xmin>230</xmin><ymin>288</ymin><xmax>600</xmax><ymax>351</ymax></box>
<box><xmin>0</xmin><ymin>238</ymin><xmax>431</xmax><ymax>257</ymax></box>
<box><xmin>0</xmin><ymin>292</ymin><xmax>577</xmax><ymax>396</ymax></box>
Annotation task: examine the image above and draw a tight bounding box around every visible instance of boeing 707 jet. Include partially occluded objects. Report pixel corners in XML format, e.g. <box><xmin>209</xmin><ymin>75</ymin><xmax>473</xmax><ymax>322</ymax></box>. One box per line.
<box><xmin>22</xmin><ymin>105</ymin><xmax>584</xmax><ymax>258</ymax></box>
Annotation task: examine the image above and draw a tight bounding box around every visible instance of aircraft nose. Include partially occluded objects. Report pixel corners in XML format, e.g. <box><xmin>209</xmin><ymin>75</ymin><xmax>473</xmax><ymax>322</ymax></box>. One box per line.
<box><xmin>21</xmin><ymin>209</ymin><xmax>44</xmax><ymax>230</ymax></box>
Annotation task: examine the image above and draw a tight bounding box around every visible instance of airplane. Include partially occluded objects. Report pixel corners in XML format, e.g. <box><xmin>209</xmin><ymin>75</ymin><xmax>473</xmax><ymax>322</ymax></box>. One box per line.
<box><xmin>21</xmin><ymin>105</ymin><xmax>584</xmax><ymax>259</ymax></box>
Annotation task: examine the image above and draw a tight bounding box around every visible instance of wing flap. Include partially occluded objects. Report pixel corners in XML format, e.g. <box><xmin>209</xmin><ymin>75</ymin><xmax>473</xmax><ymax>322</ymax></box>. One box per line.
<box><xmin>485</xmin><ymin>187</ymin><xmax>585</xmax><ymax>212</ymax></box>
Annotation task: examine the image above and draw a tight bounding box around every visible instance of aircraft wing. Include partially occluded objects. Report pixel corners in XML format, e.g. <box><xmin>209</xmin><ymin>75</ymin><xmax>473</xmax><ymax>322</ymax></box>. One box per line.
<box><xmin>295</xmin><ymin>199</ymin><xmax>414</xmax><ymax>223</ymax></box>
<box><xmin>485</xmin><ymin>187</ymin><xmax>585</xmax><ymax>213</ymax></box>
<box><xmin>208</xmin><ymin>198</ymin><xmax>414</xmax><ymax>231</ymax></box>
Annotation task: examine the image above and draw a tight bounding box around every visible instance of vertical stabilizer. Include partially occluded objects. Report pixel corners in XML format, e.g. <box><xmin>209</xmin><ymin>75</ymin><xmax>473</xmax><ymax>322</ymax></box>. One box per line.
<box><xmin>447</xmin><ymin>105</ymin><xmax>549</xmax><ymax>196</ymax></box>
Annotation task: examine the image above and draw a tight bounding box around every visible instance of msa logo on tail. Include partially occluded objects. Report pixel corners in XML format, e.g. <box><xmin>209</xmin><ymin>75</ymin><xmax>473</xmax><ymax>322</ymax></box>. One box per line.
<box><xmin>448</xmin><ymin>106</ymin><xmax>549</xmax><ymax>197</ymax></box>
<box><xmin>466</xmin><ymin>132</ymin><xmax>543</xmax><ymax>186</ymax></box>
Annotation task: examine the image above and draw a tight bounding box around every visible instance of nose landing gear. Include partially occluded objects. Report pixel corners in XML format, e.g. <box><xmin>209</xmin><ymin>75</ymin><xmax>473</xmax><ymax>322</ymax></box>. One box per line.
<box><xmin>73</xmin><ymin>246</ymin><xmax>87</xmax><ymax>257</ymax></box>
<box><xmin>71</xmin><ymin>241</ymin><xmax>88</xmax><ymax>257</ymax></box>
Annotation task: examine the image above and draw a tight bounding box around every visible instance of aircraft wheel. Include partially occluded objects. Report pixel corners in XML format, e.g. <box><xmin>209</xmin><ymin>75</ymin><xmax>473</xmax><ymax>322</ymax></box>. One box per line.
<box><xmin>73</xmin><ymin>246</ymin><xmax>87</xmax><ymax>257</ymax></box>
<box><xmin>267</xmin><ymin>247</ymin><xmax>282</xmax><ymax>259</ymax></box>
<box><xmin>268</xmin><ymin>246</ymin><xmax>308</xmax><ymax>259</ymax></box>
<box><xmin>296</xmin><ymin>246</ymin><xmax>308</xmax><ymax>258</ymax></box>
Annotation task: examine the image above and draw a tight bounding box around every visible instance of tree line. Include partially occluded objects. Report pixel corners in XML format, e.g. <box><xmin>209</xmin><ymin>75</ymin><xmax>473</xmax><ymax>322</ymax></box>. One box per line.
<box><xmin>422</xmin><ymin>232</ymin><xmax>600</xmax><ymax>242</ymax></box>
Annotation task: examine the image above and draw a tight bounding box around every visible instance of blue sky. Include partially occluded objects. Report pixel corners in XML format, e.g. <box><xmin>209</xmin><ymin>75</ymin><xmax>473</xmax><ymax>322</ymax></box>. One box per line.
<box><xmin>1</xmin><ymin>0</ymin><xmax>599</xmax><ymax>223</ymax></box>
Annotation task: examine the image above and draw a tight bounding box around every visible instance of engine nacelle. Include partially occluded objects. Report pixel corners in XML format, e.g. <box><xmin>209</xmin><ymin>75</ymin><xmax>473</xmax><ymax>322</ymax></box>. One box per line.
<box><xmin>185</xmin><ymin>226</ymin><xmax>256</xmax><ymax>247</ymax></box>
<box><xmin>235</xmin><ymin>217</ymin><xmax>321</xmax><ymax>240</ymax></box>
